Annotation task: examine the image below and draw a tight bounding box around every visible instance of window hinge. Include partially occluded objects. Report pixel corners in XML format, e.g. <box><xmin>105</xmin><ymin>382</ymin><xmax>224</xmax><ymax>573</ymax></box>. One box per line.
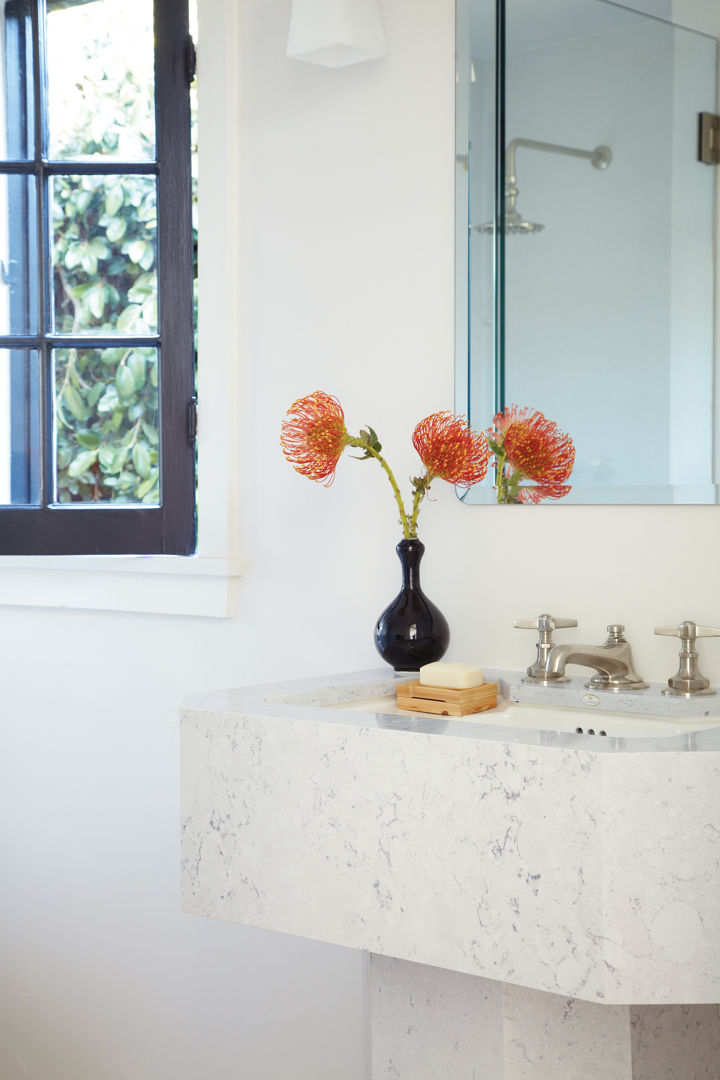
<box><xmin>184</xmin><ymin>34</ymin><xmax>197</xmax><ymax>86</ymax></box>
<box><xmin>187</xmin><ymin>396</ymin><xmax>198</xmax><ymax>445</ymax></box>
<box><xmin>698</xmin><ymin>112</ymin><xmax>720</xmax><ymax>165</ymax></box>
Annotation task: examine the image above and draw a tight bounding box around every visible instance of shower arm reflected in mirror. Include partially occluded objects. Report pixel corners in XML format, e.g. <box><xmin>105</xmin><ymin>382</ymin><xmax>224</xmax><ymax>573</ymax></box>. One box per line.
<box><xmin>473</xmin><ymin>138</ymin><xmax>613</xmax><ymax>234</ymax></box>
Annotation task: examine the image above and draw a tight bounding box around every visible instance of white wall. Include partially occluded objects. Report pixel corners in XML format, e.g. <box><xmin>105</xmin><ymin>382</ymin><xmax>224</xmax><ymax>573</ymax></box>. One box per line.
<box><xmin>2</xmin><ymin>0</ymin><xmax>720</xmax><ymax>1077</ymax></box>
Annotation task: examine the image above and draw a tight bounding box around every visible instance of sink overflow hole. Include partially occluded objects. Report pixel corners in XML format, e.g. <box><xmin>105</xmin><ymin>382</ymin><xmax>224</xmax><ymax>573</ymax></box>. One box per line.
<box><xmin>574</xmin><ymin>727</ymin><xmax>608</xmax><ymax>737</ymax></box>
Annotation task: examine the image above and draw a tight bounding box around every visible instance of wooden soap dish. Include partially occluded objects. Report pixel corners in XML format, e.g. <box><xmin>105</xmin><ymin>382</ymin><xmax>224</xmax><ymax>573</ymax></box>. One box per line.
<box><xmin>396</xmin><ymin>680</ymin><xmax>498</xmax><ymax>717</ymax></box>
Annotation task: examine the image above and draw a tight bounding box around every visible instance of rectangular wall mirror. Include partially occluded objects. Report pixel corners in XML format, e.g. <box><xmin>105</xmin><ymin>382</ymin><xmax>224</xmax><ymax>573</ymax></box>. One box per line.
<box><xmin>455</xmin><ymin>0</ymin><xmax>719</xmax><ymax>504</ymax></box>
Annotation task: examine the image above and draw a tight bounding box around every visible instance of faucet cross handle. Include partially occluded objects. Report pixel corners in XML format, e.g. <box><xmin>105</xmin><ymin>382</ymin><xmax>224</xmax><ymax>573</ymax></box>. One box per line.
<box><xmin>654</xmin><ymin>620</ymin><xmax>720</xmax><ymax>697</ymax></box>
<box><xmin>514</xmin><ymin>613</ymin><xmax>578</xmax><ymax>684</ymax></box>
<box><xmin>655</xmin><ymin>620</ymin><xmax>720</xmax><ymax>640</ymax></box>
<box><xmin>514</xmin><ymin>614</ymin><xmax>578</xmax><ymax>632</ymax></box>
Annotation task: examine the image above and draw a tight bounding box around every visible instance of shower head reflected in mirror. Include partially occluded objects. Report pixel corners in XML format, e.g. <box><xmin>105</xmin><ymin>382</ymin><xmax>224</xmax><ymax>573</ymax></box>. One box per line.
<box><xmin>473</xmin><ymin>198</ymin><xmax>545</xmax><ymax>235</ymax></box>
<box><xmin>472</xmin><ymin>138</ymin><xmax>612</xmax><ymax>236</ymax></box>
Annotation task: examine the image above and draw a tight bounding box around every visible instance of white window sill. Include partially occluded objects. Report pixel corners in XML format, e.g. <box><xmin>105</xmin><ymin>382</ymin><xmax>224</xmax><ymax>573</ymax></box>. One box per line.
<box><xmin>0</xmin><ymin>555</ymin><xmax>245</xmax><ymax>617</ymax></box>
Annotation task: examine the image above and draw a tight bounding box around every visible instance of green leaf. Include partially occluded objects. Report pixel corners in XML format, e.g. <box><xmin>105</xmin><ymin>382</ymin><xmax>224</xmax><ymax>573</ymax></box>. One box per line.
<box><xmin>127</xmin><ymin>351</ymin><xmax>146</xmax><ymax>390</ymax></box>
<box><xmin>104</xmin><ymin>186</ymin><xmax>123</xmax><ymax>217</ymax></box>
<box><xmin>116</xmin><ymin>304</ymin><xmax>142</xmax><ymax>332</ymax></box>
<box><xmin>142</xmin><ymin>421</ymin><xmax>158</xmax><ymax>445</ymax></box>
<box><xmin>70</xmin><ymin>281</ymin><xmax>94</xmax><ymax>299</ymax></box>
<box><xmin>105</xmin><ymin>216</ymin><xmax>127</xmax><ymax>243</ymax></box>
<box><xmin>132</xmin><ymin>443</ymin><xmax>151</xmax><ymax>479</ymax></box>
<box><xmin>76</xmin><ymin>432</ymin><xmax>101</xmax><ymax>450</ymax></box>
<box><xmin>98</xmin><ymin>445</ymin><xmax>116</xmax><ymax>470</ymax></box>
<box><xmin>80</xmin><ymin>251</ymin><xmax>98</xmax><ymax>276</ymax></box>
<box><xmin>135</xmin><ymin>471</ymin><xmax>158</xmax><ymax>500</ymax></box>
<box><xmin>62</xmin><ymin>384</ymin><xmax>87</xmax><ymax>421</ymax></box>
<box><xmin>67</xmin><ymin>450</ymin><xmax>97</xmax><ymax>478</ymax></box>
<box><xmin>88</xmin><ymin>283</ymin><xmax>106</xmax><ymax>319</ymax></box>
<box><xmin>101</xmin><ymin>347</ymin><xmax>125</xmax><ymax>364</ymax></box>
<box><xmin>89</xmin><ymin>236</ymin><xmax>110</xmax><ymax>259</ymax></box>
<box><xmin>115</xmin><ymin>365</ymin><xmax>136</xmax><ymax>399</ymax></box>
<box><xmin>75</xmin><ymin>189</ymin><xmax>93</xmax><ymax>215</ymax></box>
<box><xmin>128</xmin><ymin>240</ymin><xmax>146</xmax><ymax>264</ymax></box>
<box><xmin>139</xmin><ymin>245</ymin><xmax>155</xmax><ymax>271</ymax></box>
<box><xmin>97</xmin><ymin>386</ymin><xmax>120</xmax><ymax>413</ymax></box>
<box><xmin>127</xmin><ymin>280</ymin><xmax>153</xmax><ymax>303</ymax></box>
<box><xmin>64</xmin><ymin>243</ymin><xmax>84</xmax><ymax>270</ymax></box>
<box><xmin>112</xmin><ymin>448</ymin><xmax>130</xmax><ymax>474</ymax></box>
<box><xmin>141</xmin><ymin>295</ymin><xmax>157</xmax><ymax>328</ymax></box>
<box><xmin>88</xmin><ymin>382</ymin><xmax>104</xmax><ymax>407</ymax></box>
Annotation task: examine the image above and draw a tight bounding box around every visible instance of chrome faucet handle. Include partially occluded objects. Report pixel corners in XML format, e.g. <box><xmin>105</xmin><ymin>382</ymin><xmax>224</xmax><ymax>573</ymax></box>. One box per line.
<box><xmin>514</xmin><ymin>613</ymin><xmax>578</xmax><ymax>684</ymax></box>
<box><xmin>514</xmin><ymin>614</ymin><xmax>578</xmax><ymax>632</ymax></box>
<box><xmin>654</xmin><ymin>620</ymin><xmax>719</xmax><ymax>697</ymax></box>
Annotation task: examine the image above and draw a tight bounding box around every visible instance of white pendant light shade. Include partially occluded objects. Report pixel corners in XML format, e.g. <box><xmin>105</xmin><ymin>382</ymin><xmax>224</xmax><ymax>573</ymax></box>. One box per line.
<box><xmin>286</xmin><ymin>0</ymin><xmax>387</xmax><ymax>68</ymax></box>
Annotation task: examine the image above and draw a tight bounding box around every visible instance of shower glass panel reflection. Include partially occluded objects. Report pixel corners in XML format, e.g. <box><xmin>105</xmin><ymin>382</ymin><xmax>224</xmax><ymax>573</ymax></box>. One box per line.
<box><xmin>458</xmin><ymin>0</ymin><xmax>717</xmax><ymax>504</ymax></box>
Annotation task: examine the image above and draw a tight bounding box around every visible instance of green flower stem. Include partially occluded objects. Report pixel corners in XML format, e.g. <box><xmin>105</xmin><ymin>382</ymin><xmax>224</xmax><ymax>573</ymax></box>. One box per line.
<box><xmin>346</xmin><ymin>435</ymin><xmax>412</xmax><ymax>537</ymax></box>
<box><xmin>496</xmin><ymin>452</ymin><xmax>507</xmax><ymax>504</ymax></box>
<box><xmin>409</xmin><ymin>475</ymin><xmax>430</xmax><ymax>537</ymax></box>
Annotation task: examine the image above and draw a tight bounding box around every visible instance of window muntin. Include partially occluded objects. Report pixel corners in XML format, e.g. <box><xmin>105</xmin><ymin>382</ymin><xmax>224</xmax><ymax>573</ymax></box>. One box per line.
<box><xmin>0</xmin><ymin>0</ymin><xmax>195</xmax><ymax>554</ymax></box>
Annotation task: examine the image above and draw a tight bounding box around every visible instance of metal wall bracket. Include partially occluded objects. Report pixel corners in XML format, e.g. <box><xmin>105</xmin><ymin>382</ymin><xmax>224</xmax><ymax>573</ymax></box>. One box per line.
<box><xmin>698</xmin><ymin>112</ymin><xmax>720</xmax><ymax>164</ymax></box>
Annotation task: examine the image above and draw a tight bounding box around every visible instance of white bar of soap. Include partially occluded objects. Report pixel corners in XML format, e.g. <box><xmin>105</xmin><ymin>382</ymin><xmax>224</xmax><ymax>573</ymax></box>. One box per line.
<box><xmin>419</xmin><ymin>661</ymin><xmax>484</xmax><ymax>690</ymax></box>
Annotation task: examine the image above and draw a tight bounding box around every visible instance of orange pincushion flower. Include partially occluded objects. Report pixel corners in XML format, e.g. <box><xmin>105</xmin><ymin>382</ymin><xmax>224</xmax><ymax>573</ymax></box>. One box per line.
<box><xmin>412</xmin><ymin>411</ymin><xmax>490</xmax><ymax>488</ymax></box>
<box><xmin>281</xmin><ymin>391</ymin><xmax>349</xmax><ymax>485</ymax></box>
<box><xmin>516</xmin><ymin>480</ymin><xmax>572</xmax><ymax>504</ymax></box>
<box><xmin>489</xmin><ymin>405</ymin><xmax>574</xmax><ymax>502</ymax></box>
<box><xmin>489</xmin><ymin>404</ymin><xmax>543</xmax><ymax>441</ymax></box>
<box><xmin>504</xmin><ymin>413</ymin><xmax>574</xmax><ymax>487</ymax></box>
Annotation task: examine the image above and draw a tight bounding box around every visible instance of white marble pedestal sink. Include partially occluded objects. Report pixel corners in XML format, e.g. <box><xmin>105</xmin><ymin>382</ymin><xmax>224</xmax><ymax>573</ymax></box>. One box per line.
<box><xmin>180</xmin><ymin>670</ymin><xmax>720</xmax><ymax>1079</ymax></box>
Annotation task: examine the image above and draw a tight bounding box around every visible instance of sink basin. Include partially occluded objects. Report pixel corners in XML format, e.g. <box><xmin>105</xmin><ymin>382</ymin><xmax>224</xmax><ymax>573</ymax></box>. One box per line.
<box><xmin>331</xmin><ymin>693</ymin><xmax>720</xmax><ymax>739</ymax></box>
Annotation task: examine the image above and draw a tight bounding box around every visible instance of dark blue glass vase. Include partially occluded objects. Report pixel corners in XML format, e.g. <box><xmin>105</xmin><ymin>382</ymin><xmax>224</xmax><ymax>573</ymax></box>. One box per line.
<box><xmin>374</xmin><ymin>538</ymin><xmax>450</xmax><ymax>672</ymax></box>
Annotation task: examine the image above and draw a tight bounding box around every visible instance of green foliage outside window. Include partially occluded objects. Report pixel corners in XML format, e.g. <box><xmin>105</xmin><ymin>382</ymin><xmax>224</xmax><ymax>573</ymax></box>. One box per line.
<box><xmin>53</xmin><ymin>171</ymin><xmax>160</xmax><ymax>503</ymax></box>
<box><xmin>50</xmin><ymin>2</ymin><xmax>195</xmax><ymax>504</ymax></box>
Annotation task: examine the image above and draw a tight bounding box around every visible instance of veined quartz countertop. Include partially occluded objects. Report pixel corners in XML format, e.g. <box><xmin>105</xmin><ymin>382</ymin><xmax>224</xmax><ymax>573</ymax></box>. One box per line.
<box><xmin>181</xmin><ymin>668</ymin><xmax>720</xmax><ymax>1005</ymax></box>
<box><xmin>183</xmin><ymin>667</ymin><xmax>720</xmax><ymax>752</ymax></box>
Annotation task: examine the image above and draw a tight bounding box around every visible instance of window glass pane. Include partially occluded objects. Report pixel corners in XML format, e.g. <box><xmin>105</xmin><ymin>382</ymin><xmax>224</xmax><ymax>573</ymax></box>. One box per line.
<box><xmin>54</xmin><ymin>346</ymin><xmax>159</xmax><ymax>505</ymax></box>
<box><xmin>51</xmin><ymin>174</ymin><xmax>157</xmax><ymax>335</ymax></box>
<box><xmin>46</xmin><ymin>0</ymin><xmax>155</xmax><ymax>161</ymax></box>
<box><xmin>1</xmin><ymin>0</ymin><xmax>34</xmax><ymax>160</ymax></box>
<box><xmin>0</xmin><ymin>348</ymin><xmax>40</xmax><ymax>505</ymax></box>
<box><xmin>0</xmin><ymin>172</ymin><xmax>37</xmax><ymax>333</ymax></box>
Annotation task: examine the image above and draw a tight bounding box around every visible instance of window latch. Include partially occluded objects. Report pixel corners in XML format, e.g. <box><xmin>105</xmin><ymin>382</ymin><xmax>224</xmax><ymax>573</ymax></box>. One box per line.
<box><xmin>187</xmin><ymin>397</ymin><xmax>198</xmax><ymax>445</ymax></box>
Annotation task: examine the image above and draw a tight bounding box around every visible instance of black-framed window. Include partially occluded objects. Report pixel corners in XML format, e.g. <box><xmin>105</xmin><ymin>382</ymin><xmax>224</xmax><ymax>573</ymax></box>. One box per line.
<box><xmin>0</xmin><ymin>0</ymin><xmax>195</xmax><ymax>554</ymax></box>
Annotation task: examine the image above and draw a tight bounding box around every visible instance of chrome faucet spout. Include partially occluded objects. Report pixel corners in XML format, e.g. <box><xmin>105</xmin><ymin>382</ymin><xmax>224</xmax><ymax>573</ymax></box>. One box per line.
<box><xmin>544</xmin><ymin>625</ymin><xmax>648</xmax><ymax>692</ymax></box>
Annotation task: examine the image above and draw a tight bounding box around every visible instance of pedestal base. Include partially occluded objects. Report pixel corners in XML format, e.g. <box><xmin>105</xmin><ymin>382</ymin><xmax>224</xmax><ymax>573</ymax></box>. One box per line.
<box><xmin>369</xmin><ymin>956</ymin><xmax>720</xmax><ymax>1080</ymax></box>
